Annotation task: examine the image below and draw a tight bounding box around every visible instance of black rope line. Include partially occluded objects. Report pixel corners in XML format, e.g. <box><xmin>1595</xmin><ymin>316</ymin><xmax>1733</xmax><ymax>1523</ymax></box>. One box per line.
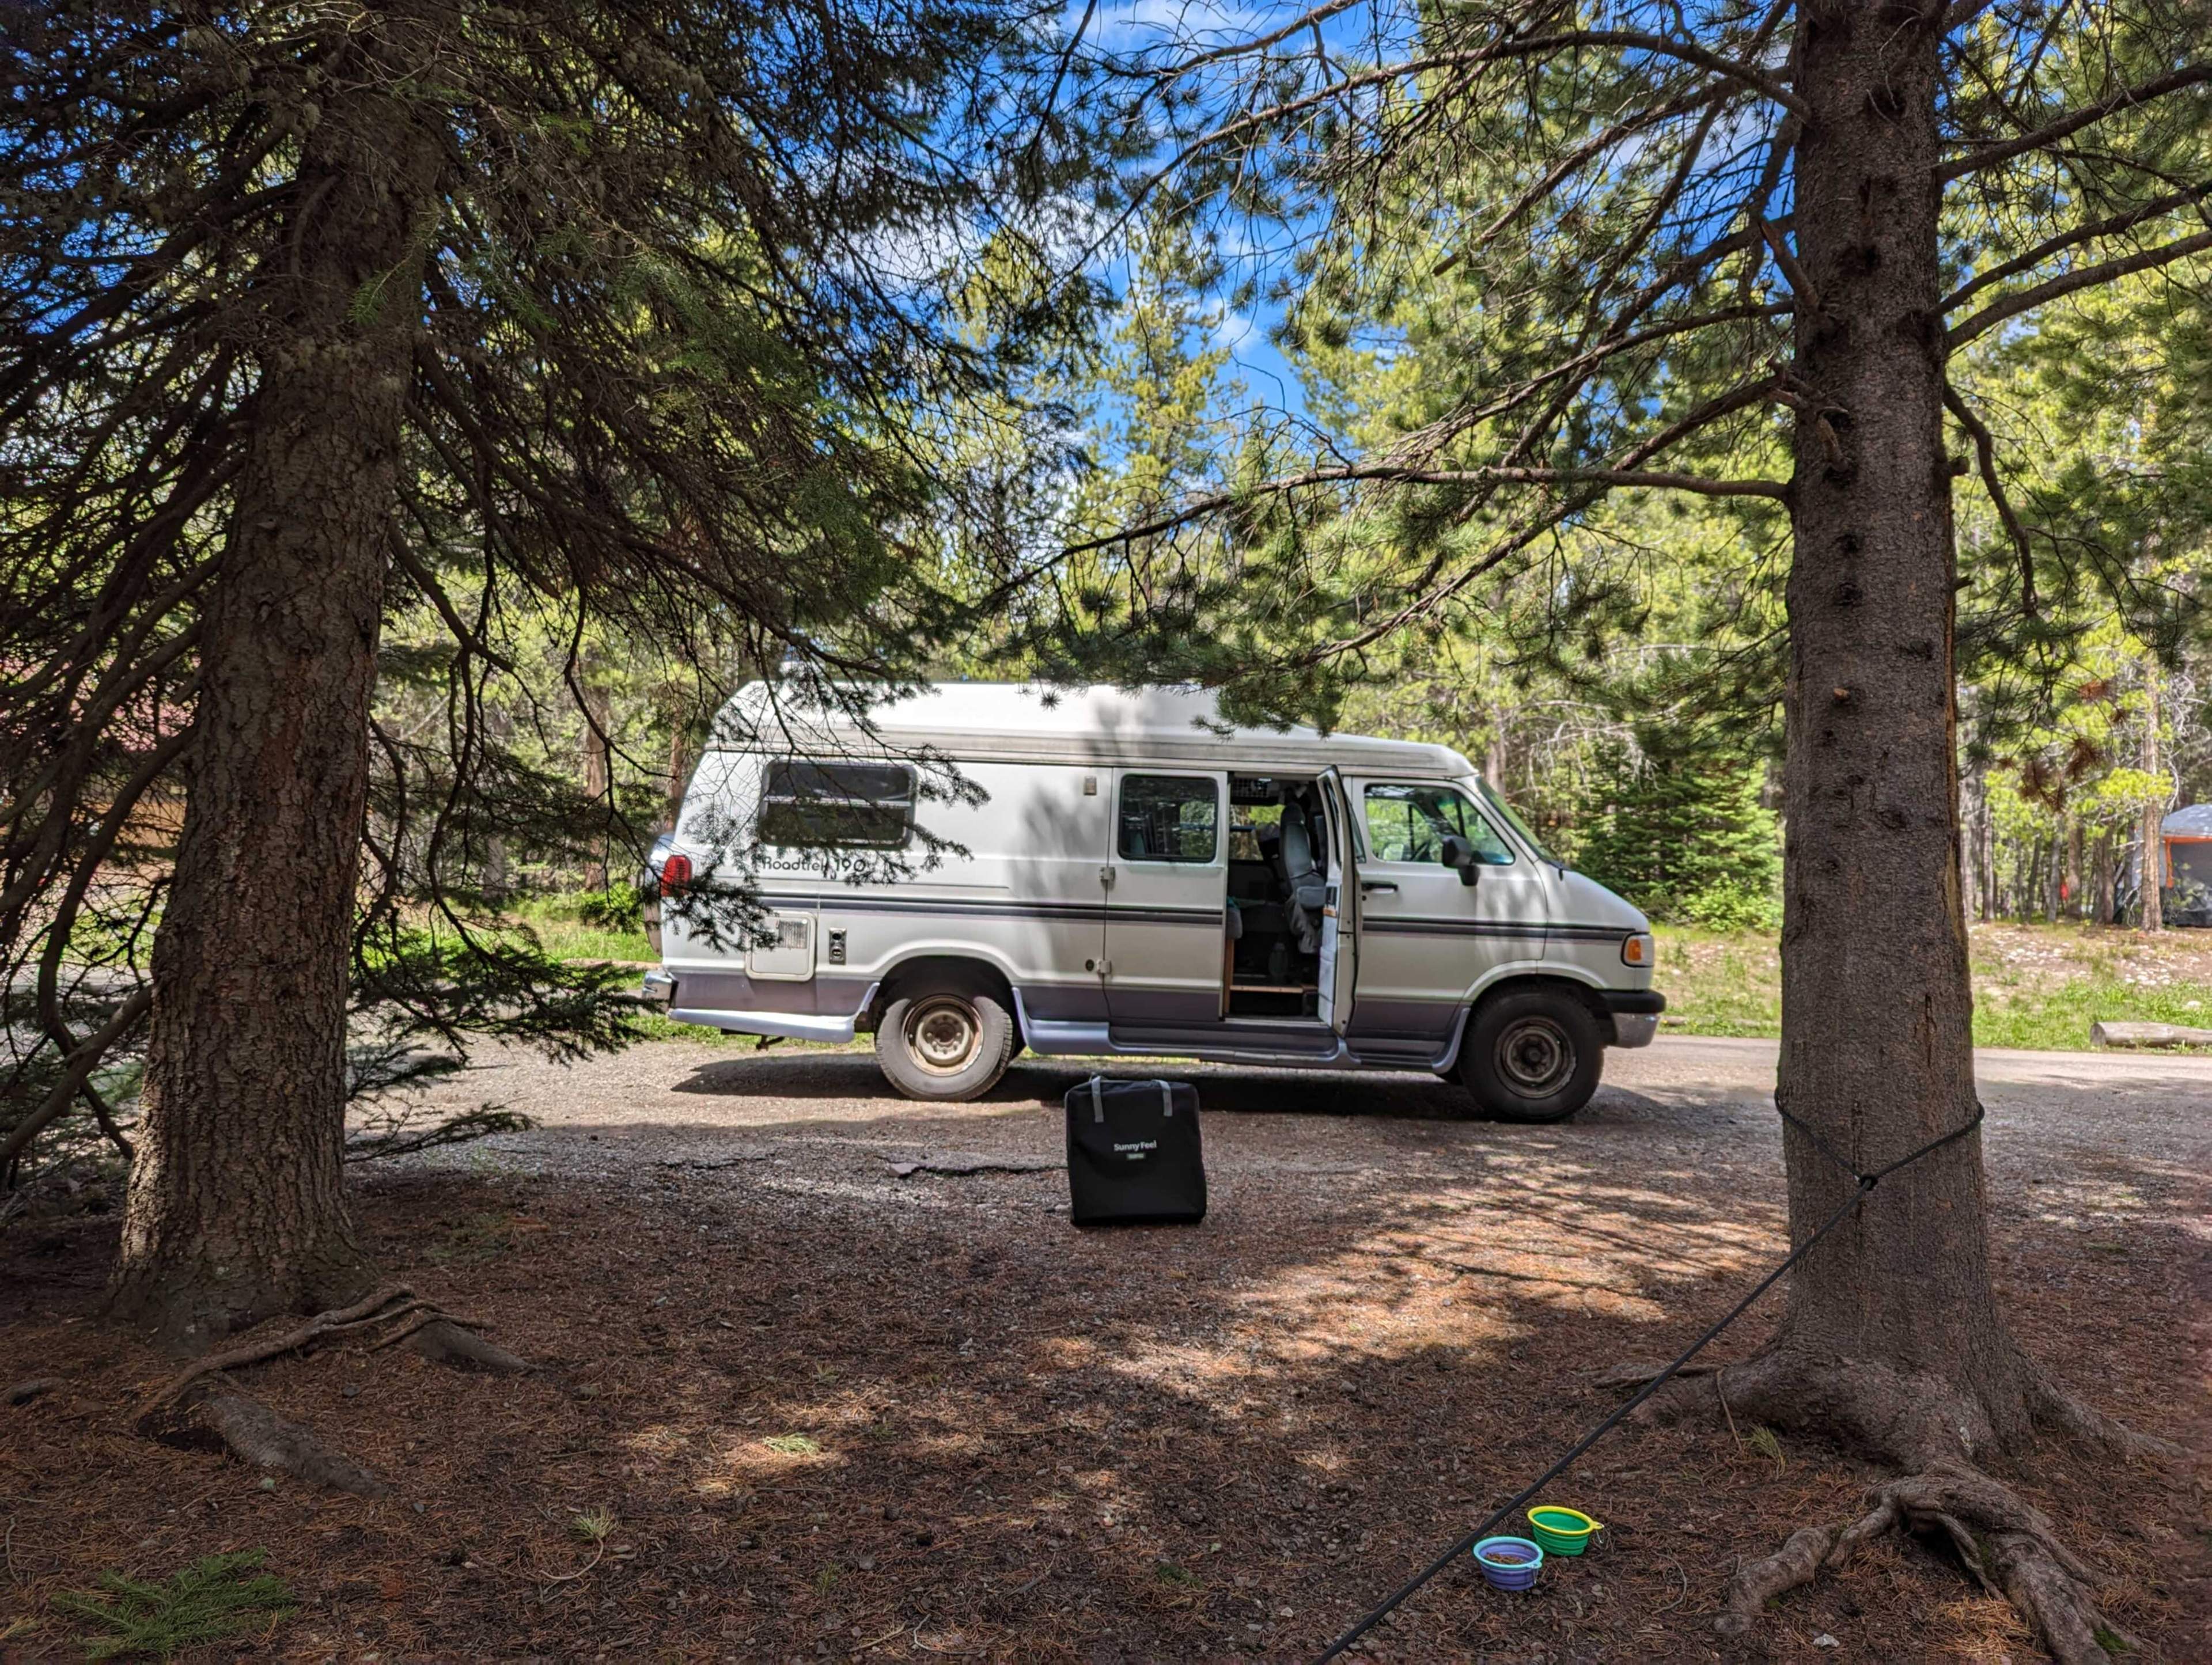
<box><xmin>1771</xmin><ymin>1099</ymin><xmax>1857</xmax><ymax>1179</ymax></box>
<box><xmin>1776</xmin><ymin>1099</ymin><xmax>1986</xmax><ymax>1186</ymax></box>
<box><xmin>1310</xmin><ymin>1105</ymin><xmax>1985</xmax><ymax>1663</ymax></box>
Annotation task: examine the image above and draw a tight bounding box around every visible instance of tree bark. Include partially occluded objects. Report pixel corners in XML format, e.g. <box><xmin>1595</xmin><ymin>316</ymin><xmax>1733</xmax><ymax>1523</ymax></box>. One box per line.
<box><xmin>580</xmin><ymin>651</ymin><xmax>614</xmax><ymax>892</ymax></box>
<box><xmin>2139</xmin><ymin>658</ymin><xmax>2162</xmax><ymax>933</ymax></box>
<box><xmin>1766</xmin><ymin>0</ymin><xmax>2033</xmax><ymax>1451</ymax></box>
<box><xmin>664</xmin><ymin>704</ymin><xmax>694</xmax><ymax>833</ymax></box>
<box><xmin>484</xmin><ymin>702</ymin><xmax>514</xmax><ymax>902</ymax></box>
<box><xmin>2063</xmin><ymin>815</ymin><xmax>2082</xmax><ymax>920</ymax></box>
<box><xmin>1958</xmin><ymin>767</ymin><xmax>1980</xmax><ymax>925</ymax></box>
<box><xmin>111</xmin><ymin>18</ymin><xmax>445</xmax><ymax>1349</ymax></box>
<box><xmin>1991</xmin><ymin>787</ymin><xmax>2008</xmax><ymax>915</ymax></box>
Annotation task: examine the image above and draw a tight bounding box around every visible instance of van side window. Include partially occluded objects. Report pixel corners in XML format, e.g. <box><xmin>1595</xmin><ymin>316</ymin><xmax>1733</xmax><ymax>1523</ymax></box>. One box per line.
<box><xmin>1363</xmin><ymin>783</ymin><xmax>1514</xmax><ymax>865</ymax></box>
<box><xmin>1119</xmin><ymin>775</ymin><xmax>1219</xmax><ymax>863</ymax></box>
<box><xmin>758</xmin><ymin>758</ymin><xmax>914</xmax><ymax>848</ymax></box>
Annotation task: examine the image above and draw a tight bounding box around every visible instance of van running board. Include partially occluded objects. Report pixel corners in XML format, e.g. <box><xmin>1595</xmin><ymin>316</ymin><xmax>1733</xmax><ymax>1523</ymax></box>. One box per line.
<box><xmin>1024</xmin><ymin>1021</ymin><xmax>1357</xmax><ymax>1068</ymax></box>
<box><xmin>1014</xmin><ymin>998</ymin><xmax>1456</xmax><ymax>1074</ymax></box>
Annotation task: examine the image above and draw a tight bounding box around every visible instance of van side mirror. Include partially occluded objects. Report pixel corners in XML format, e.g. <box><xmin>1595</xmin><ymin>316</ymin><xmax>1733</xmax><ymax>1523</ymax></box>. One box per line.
<box><xmin>1438</xmin><ymin>834</ymin><xmax>1480</xmax><ymax>886</ymax></box>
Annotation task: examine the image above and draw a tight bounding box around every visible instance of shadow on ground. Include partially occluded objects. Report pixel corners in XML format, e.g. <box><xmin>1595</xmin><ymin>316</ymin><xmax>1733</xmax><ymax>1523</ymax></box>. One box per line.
<box><xmin>1</xmin><ymin>1050</ymin><xmax>2203</xmax><ymax>1663</ymax></box>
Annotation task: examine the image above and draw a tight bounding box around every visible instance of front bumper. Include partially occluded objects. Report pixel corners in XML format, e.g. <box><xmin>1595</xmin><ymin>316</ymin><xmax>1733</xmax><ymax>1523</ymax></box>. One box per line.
<box><xmin>1599</xmin><ymin>988</ymin><xmax>1665</xmax><ymax>1048</ymax></box>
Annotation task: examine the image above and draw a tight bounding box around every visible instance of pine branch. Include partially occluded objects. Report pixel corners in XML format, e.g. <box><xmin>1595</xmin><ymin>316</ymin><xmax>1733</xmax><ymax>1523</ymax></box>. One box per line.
<box><xmin>1941</xmin><ymin>185</ymin><xmax>2212</xmax><ymax>313</ymax></box>
<box><xmin>1948</xmin><ymin>229</ymin><xmax>2212</xmax><ymax>348</ymax></box>
<box><xmin>1942</xmin><ymin>383</ymin><xmax>2037</xmax><ymax>617</ymax></box>
<box><xmin>1939</xmin><ymin>63</ymin><xmax>2212</xmax><ymax>183</ymax></box>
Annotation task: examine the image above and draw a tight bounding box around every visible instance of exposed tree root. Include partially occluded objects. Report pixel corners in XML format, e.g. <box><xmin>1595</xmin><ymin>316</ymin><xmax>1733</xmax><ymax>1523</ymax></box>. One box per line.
<box><xmin>2025</xmin><ymin>1368</ymin><xmax>2187</xmax><ymax>1466</ymax></box>
<box><xmin>142</xmin><ymin>1378</ymin><xmax>387</xmax><ymax>1496</ymax></box>
<box><xmin>1718</xmin><ymin>1523</ymin><xmax>1832</xmax><ymax>1631</ymax></box>
<box><xmin>143</xmin><ymin>1284</ymin><xmax>518</xmax><ymax>1411</ymax></box>
<box><xmin>131</xmin><ymin>1287</ymin><xmax>528</xmax><ymax>1491</ymax></box>
<box><xmin>1664</xmin><ymin>1345</ymin><xmax>2175</xmax><ymax>1664</ymax></box>
<box><xmin>1587</xmin><ymin>1357</ymin><xmax>1720</xmax><ymax>1390</ymax></box>
<box><xmin>1658</xmin><ymin>1344</ymin><xmax>2005</xmax><ymax>1469</ymax></box>
<box><xmin>404</xmin><ymin>1317</ymin><xmax>531</xmax><ymax>1375</ymax></box>
<box><xmin>1717</xmin><ymin>1459</ymin><xmax>2134</xmax><ymax>1664</ymax></box>
<box><xmin>145</xmin><ymin>1284</ymin><xmax>418</xmax><ymax>1408</ymax></box>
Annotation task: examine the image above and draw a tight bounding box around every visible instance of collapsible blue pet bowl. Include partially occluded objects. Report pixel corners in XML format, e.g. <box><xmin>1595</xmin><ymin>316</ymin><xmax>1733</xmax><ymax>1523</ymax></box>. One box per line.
<box><xmin>1472</xmin><ymin>1535</ymin><xmax>1544</xmax><ymax>1591</ymax></box>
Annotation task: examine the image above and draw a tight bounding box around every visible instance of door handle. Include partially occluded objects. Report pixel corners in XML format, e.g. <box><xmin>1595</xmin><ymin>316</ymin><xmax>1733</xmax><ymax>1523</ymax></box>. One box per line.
<box><xmin>1360</xmin><ymin>879</ymin><xmax>1398</xmax><ymax>894</ymax></box>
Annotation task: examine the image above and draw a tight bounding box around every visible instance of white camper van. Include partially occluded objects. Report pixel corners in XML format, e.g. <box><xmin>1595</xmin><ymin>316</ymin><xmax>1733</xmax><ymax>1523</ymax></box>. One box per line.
<box><xmin>642</xmin><ymin>685</ymin><xmax>1663</xmax><ymax>1122</ymax></box>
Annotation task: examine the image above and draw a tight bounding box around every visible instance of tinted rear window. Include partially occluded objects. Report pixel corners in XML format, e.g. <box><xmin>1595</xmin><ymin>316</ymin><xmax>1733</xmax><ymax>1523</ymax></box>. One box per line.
<box><xmin>757</xmin><ymin>758</ymin><xmax>914</xmax><ymax>848</ymax></box>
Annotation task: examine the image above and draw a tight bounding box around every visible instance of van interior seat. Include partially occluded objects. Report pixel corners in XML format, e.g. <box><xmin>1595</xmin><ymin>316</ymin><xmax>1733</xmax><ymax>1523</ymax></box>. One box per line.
<box><xmin>1276</xmin><ymin>799</ymin><xmax>1327</xmax><ymax>953</ymax></box>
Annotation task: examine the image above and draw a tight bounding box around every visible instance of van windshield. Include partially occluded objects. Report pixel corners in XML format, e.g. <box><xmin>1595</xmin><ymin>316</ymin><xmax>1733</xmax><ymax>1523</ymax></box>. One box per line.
<box><xmin>1475</xmin><ymin>779</ymin><xmax>1560</xmax><ymax>866</ymax></box>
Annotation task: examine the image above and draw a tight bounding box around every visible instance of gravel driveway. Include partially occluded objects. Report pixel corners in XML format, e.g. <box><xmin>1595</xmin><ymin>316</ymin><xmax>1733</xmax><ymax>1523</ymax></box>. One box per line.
<box><xmin>400</xmin><ymin>1034</ymin><xmax>2212</xmax><ymax>1246</ymax></box>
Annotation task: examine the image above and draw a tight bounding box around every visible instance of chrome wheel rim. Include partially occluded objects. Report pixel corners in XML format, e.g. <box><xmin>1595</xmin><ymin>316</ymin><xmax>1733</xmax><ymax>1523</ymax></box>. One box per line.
<box><xmin>1495</xmin><ymin>1015</ymin><xmax>1572</xmax><ymax>1095</ymax></box>
<box><xmin>907</xmin><ymin>996</ymin><xmax>981</xmax><ymax>1074</ymax></box>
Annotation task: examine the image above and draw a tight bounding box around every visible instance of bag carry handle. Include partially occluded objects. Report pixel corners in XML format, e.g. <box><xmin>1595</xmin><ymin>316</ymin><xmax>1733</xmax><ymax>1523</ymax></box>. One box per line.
<box><xmin>1088</xmin><ymin>1076</ymin><xmax>1179</xmax><ymax>1120</ymax></box>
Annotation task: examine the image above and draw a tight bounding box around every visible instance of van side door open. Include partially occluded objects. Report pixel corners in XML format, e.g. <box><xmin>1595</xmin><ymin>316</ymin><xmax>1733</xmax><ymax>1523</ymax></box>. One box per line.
<box><xmin>1103</xmin><ymin>770</ymin><xmax>1229</xmax><ymax>1027</ymax></box>
<box><xmin>1316</xmin><ymin>767</ymin><xmax>1360</xmax><ymax>1033</ymax></box>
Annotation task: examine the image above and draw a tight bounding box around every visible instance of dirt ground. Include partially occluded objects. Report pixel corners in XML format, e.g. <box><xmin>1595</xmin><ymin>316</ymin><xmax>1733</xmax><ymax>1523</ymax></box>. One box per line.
<box><xmin>4</xmin><ymin>1037</ymin><xmax>2208</xmax><ymax>1663</ymax></box>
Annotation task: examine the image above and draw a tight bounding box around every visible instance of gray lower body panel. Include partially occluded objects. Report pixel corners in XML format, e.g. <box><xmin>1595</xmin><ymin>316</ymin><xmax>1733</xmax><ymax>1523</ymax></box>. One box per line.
<box><xmin>667</xmin><ymin>969</ymin><xmax>877</xmax><ymax>1017</ymax></box>
<box><xmin>663</xmin><ymin>970</ymin><xmax>880</xmax><ymax>1043</ymax></box>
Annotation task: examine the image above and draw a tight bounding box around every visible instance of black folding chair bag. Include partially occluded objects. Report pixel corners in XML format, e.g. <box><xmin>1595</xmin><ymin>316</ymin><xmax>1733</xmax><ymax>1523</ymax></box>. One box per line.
<box><xmin>1064</xmin><ymin>1076</ymin><xmax>1206</xmax><ymax>1227</ymax></box>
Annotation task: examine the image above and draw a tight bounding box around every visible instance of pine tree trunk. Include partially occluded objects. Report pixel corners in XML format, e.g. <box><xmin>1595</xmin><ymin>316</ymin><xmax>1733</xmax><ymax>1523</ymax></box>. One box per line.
<box><xmin>580</xmin><ymin>655</ymin><xmax>613</xmax><ymax>893</ymax></box>
<box><xmin>2139</xmin><ymin>659</ymin><xmax>2163</xmax><ymax>933</ymax></box>
<box><xmin>111</xmin><ymin>29</ymin><xmax>444</xmax><ymax>1348</ymax></box>
<box><xmin>1957</xmin><ymin>768</ymin><xmax>1979</xmax><ymax>926</ymax></box>
<box><xmin>484</xmin><ymin>703</ymin><xmax>514</xmax><ymax>902</ymax></box>
<box><xmin>1991</xmin><ymin>796</ymin><xmax>2008</xmax><ymax>915</ymax></box>
<box><xmin>665</xmin><ymin>720</ymin><xmax>694</xmax><ymax>833</ymax></box>
<box><xmin>1765</xmin><ymin>0</ymin><xmax>2033</xmax><ymax>1450</ymax></box>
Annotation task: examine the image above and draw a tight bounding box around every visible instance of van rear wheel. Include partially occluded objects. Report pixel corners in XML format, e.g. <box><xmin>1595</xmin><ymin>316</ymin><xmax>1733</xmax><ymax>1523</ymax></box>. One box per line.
<box><xmin>1462</xmin><ymin>990</ymin><xmax>1601</xmax><ymax>1124</ymax></box>
<box><xmin>874</xmin><ymin>987</ymin><xmax>1015</xmax><ymax>1102</ymax></box>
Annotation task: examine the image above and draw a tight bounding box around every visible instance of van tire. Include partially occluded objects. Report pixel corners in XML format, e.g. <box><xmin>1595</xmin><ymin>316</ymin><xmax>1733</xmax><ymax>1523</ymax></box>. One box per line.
<box><xmin>1461</xmin><ymin>989</ymin><xmax>1601</xmax><ymax>1124</ymax></box>
<box><xmin>875</xmin><ymin>987</ymin><xmax>1016</xmax><ymax>1102</ymax></box>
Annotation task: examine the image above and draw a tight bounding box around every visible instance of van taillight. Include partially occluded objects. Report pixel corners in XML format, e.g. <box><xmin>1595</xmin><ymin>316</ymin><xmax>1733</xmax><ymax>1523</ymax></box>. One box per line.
<box><xmin>660</xmin><ymin>853</ymin><xmax>692</xmax><ymax>896</ymax></box>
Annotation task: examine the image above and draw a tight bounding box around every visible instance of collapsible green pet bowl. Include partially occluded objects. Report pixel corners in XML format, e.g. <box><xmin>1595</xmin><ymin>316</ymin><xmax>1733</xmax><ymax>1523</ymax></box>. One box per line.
<box><xmin>1526</xmin><ymin>1506</ymin><xmax>1602</xmax><ymax>1556</ymax></box>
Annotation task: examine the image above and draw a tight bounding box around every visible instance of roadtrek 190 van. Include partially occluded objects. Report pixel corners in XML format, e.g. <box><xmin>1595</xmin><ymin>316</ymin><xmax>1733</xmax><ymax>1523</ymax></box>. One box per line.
<box><xmin>642</xmin><ymin>684</ymin><xmax>1664</xmax><ymax>1122</ymax></box>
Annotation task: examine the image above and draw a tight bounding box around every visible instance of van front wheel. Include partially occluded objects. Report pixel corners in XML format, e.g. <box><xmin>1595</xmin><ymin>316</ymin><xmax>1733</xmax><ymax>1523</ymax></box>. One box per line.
<box><xmin>1462</xmin><ymin>991</ymin><xmax>1601</xmax><ymax>1124</ymax></box>
<box><xmin>875</xmin><ymin>987</ymin><xmax>1016</xmax><ymax>1102</ymax></box>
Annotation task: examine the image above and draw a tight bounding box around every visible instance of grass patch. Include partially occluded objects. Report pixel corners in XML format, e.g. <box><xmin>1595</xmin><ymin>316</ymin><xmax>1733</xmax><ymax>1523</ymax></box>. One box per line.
<box><xmin>506</xmin><ymin>891</ymin><xmax>653</xmax><ymax>964</ymax></box>
<box><xmin>1654</xmin><ymin>921</ymin><xmax>2212</xmax><ymax>1051</ymax></box>
<box><xmin>1650</xmin><ymin>927</ymin><xmax>1779</xmax><ymax>1037</ymax></box>
<box><xmin>1971</xmin><ymin>976</ymin><xmax>2212</xmax><ymax>1050</ymax></box>
<box><xmin>570</xmin><ymin>1510</ymin><xmax>615</xmax><ymax>1543</ymax></box>
<box><xmin>764</xmin><ymin>1433</ymin><xmax>820</xmax><ymax>1455</ymax></box>
<box><xmin>53</xmin><ymin>1549</ymin><xmax>294</xmax><ymax>1660</ymax></box>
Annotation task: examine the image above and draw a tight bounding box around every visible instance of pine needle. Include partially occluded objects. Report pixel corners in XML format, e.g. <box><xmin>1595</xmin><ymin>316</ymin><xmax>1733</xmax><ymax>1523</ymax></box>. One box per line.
<box><xmin>52</xmin><ymin>1549</ymin><xmax>294</xmax><ymax>1660</ymax></box>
